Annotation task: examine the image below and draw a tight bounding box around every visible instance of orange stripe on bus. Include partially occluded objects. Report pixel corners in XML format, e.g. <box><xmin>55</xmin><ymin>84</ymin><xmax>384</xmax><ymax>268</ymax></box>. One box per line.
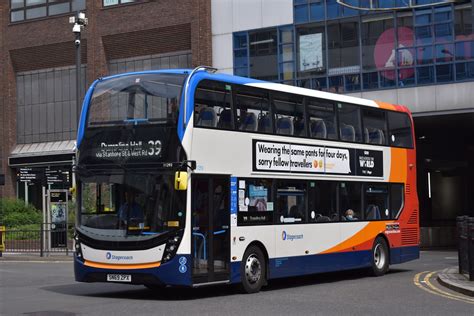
<box><xmin>319</xmin><ymin>222</ymin><xmax>388</xmax><ymax>254</ymax></box>
<box><xmin>84</xmin><ymin>260</ymin><xmax>161</xmax><ymax>270</ymax></box>
<box><xmin>389</xmin><ymin>148</ymin><xmax>407</xmax><ymax>183</ymax></box>
<box><xmin>374</xmin><ymin>101</ymin><xmax>397</xmax><ymax>110</ymax></box>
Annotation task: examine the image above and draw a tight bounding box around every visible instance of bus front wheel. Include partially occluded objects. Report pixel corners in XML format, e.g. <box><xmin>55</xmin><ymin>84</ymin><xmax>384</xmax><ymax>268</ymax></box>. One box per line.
<box><xmin>240</xmin><ymin>245</ymin><xmax>266</xmax><ymax>293</ymax></box>
<box><xmin>370</xmin><ymin>236</ymin><xmax>389</xmax><ymax>276</ymax></box>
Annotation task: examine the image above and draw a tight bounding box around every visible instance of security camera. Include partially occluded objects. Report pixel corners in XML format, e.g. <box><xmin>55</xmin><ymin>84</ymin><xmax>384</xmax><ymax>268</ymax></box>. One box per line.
<box><xmin>72</xmin><ymin>24</ymin><xmax>81</xmax><ymax>34</ymax></box>
<box><xmin>75</xmin><ymin>39</ymin><xmax>81</xmax><ymax>46</ymax></box>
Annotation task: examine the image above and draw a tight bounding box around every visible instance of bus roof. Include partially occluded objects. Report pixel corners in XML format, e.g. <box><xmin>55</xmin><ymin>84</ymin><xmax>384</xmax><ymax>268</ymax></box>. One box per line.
<box><xmin>96</xmin><ymin>69</ymin><xmax>410</xmax><ymax>114</ymax></box>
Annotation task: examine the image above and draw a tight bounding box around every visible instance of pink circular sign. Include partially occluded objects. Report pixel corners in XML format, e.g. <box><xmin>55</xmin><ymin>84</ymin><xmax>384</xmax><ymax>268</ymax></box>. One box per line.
<box><xmin>374</xmin><ymin>27</ymin><xmax>414</xmax><ymax>80</ymax></box>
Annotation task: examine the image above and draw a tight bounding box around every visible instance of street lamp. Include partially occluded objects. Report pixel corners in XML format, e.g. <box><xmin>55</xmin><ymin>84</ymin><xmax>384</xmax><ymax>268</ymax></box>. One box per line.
<box><xmin>69</xmin><ymin>12</ymin><xmax>88</xmax><ymax>128</ymax></box>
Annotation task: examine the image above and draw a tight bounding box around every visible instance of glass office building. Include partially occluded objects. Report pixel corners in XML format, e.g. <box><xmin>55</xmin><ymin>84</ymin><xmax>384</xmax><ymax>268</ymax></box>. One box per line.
<box><xmin>233</xmin><ymin>1</ymin><xmax>473</xmax><ymax>92</ymax></box>
<box><xmin>211</xmin><ymin>0</ymin><xmax>474</xmax><ymax>247</ymax></box>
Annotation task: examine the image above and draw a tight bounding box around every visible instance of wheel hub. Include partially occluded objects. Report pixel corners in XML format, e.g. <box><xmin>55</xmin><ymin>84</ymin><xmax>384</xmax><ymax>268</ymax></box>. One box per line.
<box><xmin>374</xmin><ymin>244</ymin><xmax>386</xmax><ymax>269</ymax></box>
<box><xmin>245</xmin><ymin>254</ymin><xmax>261</xmax><ymax>284</ymax></box>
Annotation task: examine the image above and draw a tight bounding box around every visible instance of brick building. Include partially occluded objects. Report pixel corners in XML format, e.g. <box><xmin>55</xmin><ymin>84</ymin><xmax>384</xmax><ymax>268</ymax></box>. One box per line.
<box><xmin>0</xmin><ymin>0</ymin><xmax>211</xmax><ymax>207</ymax></box>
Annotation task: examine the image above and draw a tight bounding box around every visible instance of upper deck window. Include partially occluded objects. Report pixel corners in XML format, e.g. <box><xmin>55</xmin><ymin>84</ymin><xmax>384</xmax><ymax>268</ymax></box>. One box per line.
<box><xmin>87</xmin><ymin>73</ymin><xmax>185</xmax><ymax>127</ymax></box>
<box><xmin>387</xmin><ymin>111</ymin><xmax>414</xmax><ymax>148</ymax></box>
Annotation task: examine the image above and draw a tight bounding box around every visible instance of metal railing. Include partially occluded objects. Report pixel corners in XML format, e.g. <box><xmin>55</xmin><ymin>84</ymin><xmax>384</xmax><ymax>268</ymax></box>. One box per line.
<box><xmin>457</xmin><ymin>216</ymin><xmax>474</xmax><ymax>281</ymax></box>
<box><xmin>1</xmin><ymin>223</ymin><xmax>74</xmax><ymax>256</ymax></box>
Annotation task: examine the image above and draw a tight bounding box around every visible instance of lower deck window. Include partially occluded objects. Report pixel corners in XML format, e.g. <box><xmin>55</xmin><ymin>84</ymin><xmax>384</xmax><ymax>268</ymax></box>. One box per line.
<box><xmin>276</xmin><ymin>182</ymin><xmax>306</xmax><ymax>224</ymax></box>
<box><xmin>236</xmin><ymin>178</ymin><xmax>404</xmax><ymax>225</ymax></box>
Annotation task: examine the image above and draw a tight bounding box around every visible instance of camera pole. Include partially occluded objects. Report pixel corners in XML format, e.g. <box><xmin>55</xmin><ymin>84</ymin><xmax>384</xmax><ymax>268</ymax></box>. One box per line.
<box><xmin>69</xmin><ymin>12</ymin><xmax>88</xmax><ymax>128</ymax></box>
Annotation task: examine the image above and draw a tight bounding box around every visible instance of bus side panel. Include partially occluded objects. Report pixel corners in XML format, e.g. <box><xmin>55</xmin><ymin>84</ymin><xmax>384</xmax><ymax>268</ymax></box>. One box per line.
<box><xmin>390</xmin><ymin>246</ymin><xmax>420</xmax><ymax>265</ymax></box>
<box><xmin>230</xmin><ymin>226</ymin><xmax>275</xmax><ymax>283</ymax></box>
<box><xmin>231</xmin><ymin>244</ymin><xmax>418</xmax><ymax>284</ymax></box>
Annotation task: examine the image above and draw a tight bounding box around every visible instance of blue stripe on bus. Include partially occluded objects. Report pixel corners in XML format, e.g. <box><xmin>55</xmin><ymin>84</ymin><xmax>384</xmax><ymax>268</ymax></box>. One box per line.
<box><xmin>230</xmin><ymin>246</ymin><xmax>419</xmax><ymax>284</ymax></box>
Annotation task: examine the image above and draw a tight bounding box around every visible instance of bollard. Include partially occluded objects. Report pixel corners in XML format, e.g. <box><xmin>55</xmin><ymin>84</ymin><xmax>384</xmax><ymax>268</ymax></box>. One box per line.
<box><xmin>468</xmin><ymin>217</ymin><xmax>474</xmax><ymax>281</ymax></box>
<box><xmin>0</xmin><ymin>226</ymin><xmax>5</xmax><ymax>257</ymax></box>
<box><xmin>457</xmin><ymin>216</ymin><xmax>468</xmax><ymax>275</ymax></box>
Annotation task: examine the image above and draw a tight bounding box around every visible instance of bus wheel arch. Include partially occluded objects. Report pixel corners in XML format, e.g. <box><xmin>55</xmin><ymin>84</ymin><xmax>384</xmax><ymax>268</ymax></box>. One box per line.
<box><xmin>370</xmin><ymin>234</ymin><xmax>390</xmax><ymax>276</ymax></box>
<box><xmin>239</xmin><ymin>242</ymin><xmax>268</xmax><ymax>293</ymax></box>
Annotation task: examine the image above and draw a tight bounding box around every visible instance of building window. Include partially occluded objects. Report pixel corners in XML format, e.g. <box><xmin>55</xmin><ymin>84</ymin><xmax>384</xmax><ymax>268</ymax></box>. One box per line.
<box><xmin>249</xmin><ymin>29</ymin><xmax>279</xmax><ymax>81</ymax></box>
<box><xmin>10</xmin><ymin>0</ymin><xmax>86</xmax><ymax>22</ymax></box>
<box><xmin>297</xmin><ymin>24</ymin><xmax>326</xmax><ymax>78</ymax></box>
<box><xmin>16</xmin><ymin>65</ymin><xmax>87</xmax><ymax>144</ymax></box>
<box><xmin>103</xmin><ymin>0</ymin><xmax>136</xmax><ymax>6</ymax></box>
<box><xmin>454</xmin><ymin>4</ymin><xmax>472</xmax><ymax>37</ymax></box>
<box><xmin>361</xmin><ymin>14</ymin><xmax>395</xmax><ymax>72</ymax></box>
<box><xmin>279</xmin><ymin>26</ymin><xmax>295</xmax><ymax>82</ymax></box>
<box><xmin>327</xmin><ymin>0</ymin><xmax>358</xmax><ymax>19</ymax></box>
<box><xmin>235</xmin><ymin>3</ymin><xmax>473</xmax><ymax>91</ymax></box>
<box><xmin>327</xmin><ymin>20</ymin><xmax>360</xmax><ymax>74</ymax></box>
<box><xmin>108</xmin><ymin>51</ymin><xmax>192</xmax><ymax>75</ymax></box>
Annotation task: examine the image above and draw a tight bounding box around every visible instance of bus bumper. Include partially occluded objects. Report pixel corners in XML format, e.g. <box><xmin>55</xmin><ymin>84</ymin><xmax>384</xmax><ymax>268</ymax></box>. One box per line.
<box><xmin>74</xmin><ymin>254</ymin><xmax>193</xmax><ymax>287</ymax></box>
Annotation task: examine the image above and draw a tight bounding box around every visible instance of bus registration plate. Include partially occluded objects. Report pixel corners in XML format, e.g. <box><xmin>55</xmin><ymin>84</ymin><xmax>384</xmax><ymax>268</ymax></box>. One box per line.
<box><xmin>107</xmin><ymin>274</ymin><xmax>131</xmax><ymax>282</ymax></box>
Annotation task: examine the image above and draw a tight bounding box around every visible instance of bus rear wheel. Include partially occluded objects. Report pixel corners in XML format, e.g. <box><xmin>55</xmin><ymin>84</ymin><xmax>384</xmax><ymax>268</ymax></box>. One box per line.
<box><xmin>240</xmin><ymin>245</ymin><xmax>266</xmax><ymax>294</ymax></box>
<box><xmin>370</xmin><ymin>236</ymin><xmax>389</xmax><ymax>276</ymax></box>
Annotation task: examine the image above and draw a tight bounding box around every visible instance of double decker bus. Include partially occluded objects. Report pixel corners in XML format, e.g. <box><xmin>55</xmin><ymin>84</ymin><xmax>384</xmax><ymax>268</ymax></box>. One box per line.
<box><xmin>74</xmin><ymin>67</ymin><xmax>419</xmax><ymax>293</ymax></box>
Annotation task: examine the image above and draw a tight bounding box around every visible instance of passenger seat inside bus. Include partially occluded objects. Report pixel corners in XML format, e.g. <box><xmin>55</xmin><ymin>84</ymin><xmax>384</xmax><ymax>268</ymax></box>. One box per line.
<box><xmin>217</xmin><ymin>109</ymin><xmax>232</xmax><ymax>129</ymax></box>
<box><xmin>366</xmin><ymin>204</ymin><xmax>381</xmax><ymax>220</ymax></box>
<box><xmin>366</xmin><ymin>128</ymin><xmax>385</xmax><ymax>145</ymax></box>
<box><xmin>276</xmin><ymin>117</ymin><xmax>294</xmax><ymax>135</ymax></box>
<box><xmin>197</xmin><ymin>107</ymin><xmax>217</xmax><ymax>127</ymax></box>
<box><xmin>258</xmin><ymin>114</ymin><xmax>272</xmax><ymax>133</ymax></box>
<box><xmin>293</xmin><ymin>117</ymin><xmax>305</xmax><ymax>137</ymax></box>
<box><xmin>340</xmin><ymin>124</ymin><xmax>356</xmax><ymax>142</ymax></box>
<box><xmin>240</xmin><ymin>112</ymin><xmax>258</xmax><ymax>131</ymax></box>
<box><xmin>325</xmin><ymin>120</ymin><xmax>337</xmax><ymax>139</ymax></box>
<box><xmin>310</xmin><ymin>120</ymin><xmax>327</xmax><ymax>138</ymax></box>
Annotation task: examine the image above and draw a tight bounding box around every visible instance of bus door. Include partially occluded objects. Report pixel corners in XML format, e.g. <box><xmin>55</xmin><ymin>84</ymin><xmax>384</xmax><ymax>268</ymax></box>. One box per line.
<box><xmin>191</xmin><ymin>175</ymin><xmax>230</xmax><ymax>284</ymax></box>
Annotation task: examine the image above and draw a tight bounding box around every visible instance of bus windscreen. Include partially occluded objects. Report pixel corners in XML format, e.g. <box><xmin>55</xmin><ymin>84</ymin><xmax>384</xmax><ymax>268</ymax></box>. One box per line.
<box><xmin>87</xmin><ymin>73</ymin><xmax>186</xmax><ymax>126</ymax></box>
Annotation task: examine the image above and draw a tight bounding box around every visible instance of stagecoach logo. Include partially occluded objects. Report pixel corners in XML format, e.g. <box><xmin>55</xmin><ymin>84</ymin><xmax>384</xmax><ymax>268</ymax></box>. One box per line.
<box><xmin>281</xmin><ymin>231</ymin><xmax>303</xmax><ymax>241</ymax></box>
<box><xmin>106</xmin><ymin>252</ymin><xmax>134</xmax><ymax>261</ymax></box>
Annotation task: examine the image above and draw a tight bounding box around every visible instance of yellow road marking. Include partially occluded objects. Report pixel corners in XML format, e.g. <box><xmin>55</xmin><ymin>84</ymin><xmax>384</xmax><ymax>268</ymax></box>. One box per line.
<box><xmin>413</xmin><ymin>271</ymin><xmax>474</xmax><ymax>304</ymax></box>
<box><xmin>424</xmin><ymin>271</ymin><xmax>474</xmax><ymax>304</ymax></box>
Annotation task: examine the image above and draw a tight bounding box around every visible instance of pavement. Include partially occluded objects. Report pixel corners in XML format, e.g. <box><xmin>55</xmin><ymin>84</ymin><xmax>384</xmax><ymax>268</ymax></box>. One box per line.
<box><xmin>437</xmin><ymin>266</ymin><xmax>474</xmax><ymax>297</ymax></box>
<box><xmin>1</xmin><ymin>251</ymin><xmax>474</xmax><ymax>298</ymax></box>
<box><xmin>0</xmin><ymin>252</ymin><xmax>73</xmax><ymax>261</ymax></box>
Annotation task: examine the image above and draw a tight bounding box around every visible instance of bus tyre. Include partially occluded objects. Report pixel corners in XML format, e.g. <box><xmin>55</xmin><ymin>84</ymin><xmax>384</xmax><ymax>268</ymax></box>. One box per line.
<box><xmin>240</xmin><ymin>245</ymin><xmax>266</xmax><ymax>294</ymax></box>
<box><xmin>371</xmin><ymin>237</ymin><xmax>389</xmax><ymax>276</ymax></box>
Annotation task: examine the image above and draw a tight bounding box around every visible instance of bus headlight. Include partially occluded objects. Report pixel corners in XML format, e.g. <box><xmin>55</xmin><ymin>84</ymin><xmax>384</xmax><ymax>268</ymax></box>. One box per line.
<box><xmin>161</xmin><ymin>235</ymin><xmax>181</xmax><ymax>263</ymax></box>
<box><xmin>74</xmin><ymin>233</ymin><xmax>83</xmax><ymax>259</ymax></box>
